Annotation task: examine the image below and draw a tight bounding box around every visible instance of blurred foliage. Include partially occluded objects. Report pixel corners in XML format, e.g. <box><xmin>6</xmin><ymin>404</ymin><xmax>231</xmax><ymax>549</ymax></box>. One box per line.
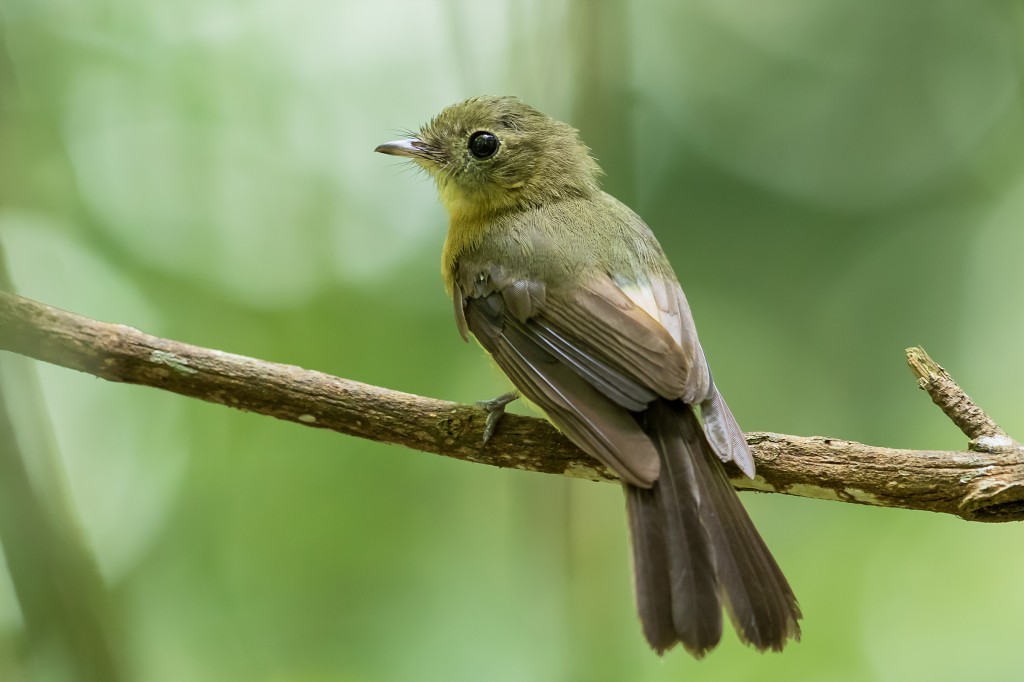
<box><xmin>2</xmin><ymin>1</ymin><xmax>1024</xmax><ymax>680</ymax></box>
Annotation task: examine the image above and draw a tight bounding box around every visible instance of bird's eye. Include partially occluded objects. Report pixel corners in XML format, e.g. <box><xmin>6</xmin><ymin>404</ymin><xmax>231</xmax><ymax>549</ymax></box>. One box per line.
<box><xmin>468</xmin><ymin>131</ymin><xmax>499</xmax><ymax>159</ymax></box>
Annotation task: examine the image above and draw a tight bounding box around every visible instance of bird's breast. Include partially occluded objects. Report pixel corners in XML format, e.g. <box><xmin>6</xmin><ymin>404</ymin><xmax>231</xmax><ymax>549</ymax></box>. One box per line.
<box><xmin>441</xmin><ymin>215</ymin><xmax>492</xmax><ymax>294</ymax></box>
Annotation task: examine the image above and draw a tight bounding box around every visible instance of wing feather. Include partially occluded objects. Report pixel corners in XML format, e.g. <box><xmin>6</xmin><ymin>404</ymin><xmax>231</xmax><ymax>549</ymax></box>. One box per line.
<box><xmin>457</xmin><ymin>267</ymin><xmax>752</xmax><ymax>481</ymax></box>
<box><xmin>465</xmin><ymin>291</ymin><xmax>660</xmax><ymax>487</ymax></box>
<box><xmin>543</xmin><ymin>276</ymin><xmax>697</xmax><ymax>400</ymax></box>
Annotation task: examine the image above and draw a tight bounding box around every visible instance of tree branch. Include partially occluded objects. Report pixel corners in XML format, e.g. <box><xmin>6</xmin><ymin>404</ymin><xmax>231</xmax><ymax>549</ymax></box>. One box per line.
<box><xmin>2</xmin><ymin>289</ymin><xmax>1023</xmax><ymax>522</ymax></box>
<box><xmin>906</xmin><ymin>346</ymin><xmax>1014</xmax><ymax>448</ymax></box>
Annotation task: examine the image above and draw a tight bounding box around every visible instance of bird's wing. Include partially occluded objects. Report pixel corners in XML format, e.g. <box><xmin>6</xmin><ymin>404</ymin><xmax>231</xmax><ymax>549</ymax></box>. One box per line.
<box><xmin>543</xmin><ymin>273</ymin><xmax>711</xmax><ymax>405</ymax></box>
<box><xmin>457</xmin><ymin>268</ymin><xmax>715</xmax><ymax>487</ymax></box>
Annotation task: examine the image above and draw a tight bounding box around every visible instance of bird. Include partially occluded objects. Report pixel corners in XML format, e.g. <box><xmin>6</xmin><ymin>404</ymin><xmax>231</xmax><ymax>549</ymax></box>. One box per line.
<box><xmin>375</xmin><ymin>95</ymin><xmax>801</xmax><ymax>657</ymax></box>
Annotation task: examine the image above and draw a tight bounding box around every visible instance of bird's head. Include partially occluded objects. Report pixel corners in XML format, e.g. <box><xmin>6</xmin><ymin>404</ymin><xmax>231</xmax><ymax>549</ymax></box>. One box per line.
<box><xmin>376</xmin><ymin>96</ymin><xmax>601</xmax><ymax>221</ymax></box>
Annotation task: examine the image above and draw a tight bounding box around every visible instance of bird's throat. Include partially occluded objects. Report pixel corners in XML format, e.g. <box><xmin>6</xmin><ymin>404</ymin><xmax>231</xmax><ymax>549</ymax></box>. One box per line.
<box><xmin>441</xmin><ymin>213</ymin><xmax>490</xmax><ymax>294</ymax></box>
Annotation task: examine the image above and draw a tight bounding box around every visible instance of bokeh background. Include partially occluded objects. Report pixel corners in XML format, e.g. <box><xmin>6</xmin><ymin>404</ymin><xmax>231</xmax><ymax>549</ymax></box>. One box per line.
<box><xmin>2</xmin><ymin>1</ymin><xmax>1024</xmax><ymax>680</ymax></box>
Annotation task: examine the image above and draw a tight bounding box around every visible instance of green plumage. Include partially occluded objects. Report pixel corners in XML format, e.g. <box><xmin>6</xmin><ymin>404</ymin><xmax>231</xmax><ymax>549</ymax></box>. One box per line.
<box><xmin>376</xmin><ymin>96</ymin><xmax>801</xmax><ymax>657</ymax></box>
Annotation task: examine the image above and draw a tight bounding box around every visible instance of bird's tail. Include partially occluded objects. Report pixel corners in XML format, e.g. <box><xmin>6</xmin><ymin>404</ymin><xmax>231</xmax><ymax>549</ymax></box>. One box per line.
<box><xmin>625</xmin><ymin>400</ymin><xmax>801</xmax><ymax>657</ymax></box>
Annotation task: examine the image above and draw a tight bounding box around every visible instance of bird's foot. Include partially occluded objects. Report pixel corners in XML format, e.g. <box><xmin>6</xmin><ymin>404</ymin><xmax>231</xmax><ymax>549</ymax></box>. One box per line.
<box><xmin>475</xmin><ymin>391</ymin><xmax>519</xmax><ymax>444</ymax></box>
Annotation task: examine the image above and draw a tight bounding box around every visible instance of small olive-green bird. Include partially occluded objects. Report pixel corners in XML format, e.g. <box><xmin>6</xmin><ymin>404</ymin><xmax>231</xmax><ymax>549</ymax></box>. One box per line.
<box><xmin>376</xmin><ymin>96</ymin><xmax>801</xmax><ymax>657</ymax></box>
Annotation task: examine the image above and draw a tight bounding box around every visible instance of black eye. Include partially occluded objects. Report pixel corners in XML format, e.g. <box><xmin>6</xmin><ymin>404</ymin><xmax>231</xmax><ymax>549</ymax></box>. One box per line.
<box><xmin>468</xmin><ymin>131</ymin><xmax>499</xmax><ymax>159</ymax></box>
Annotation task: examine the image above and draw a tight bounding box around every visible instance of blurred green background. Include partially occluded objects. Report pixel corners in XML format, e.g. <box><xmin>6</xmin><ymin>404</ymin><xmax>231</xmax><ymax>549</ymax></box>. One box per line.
<box><xmin>2</xmin><ymin>1</ymin><xmax>1024</xmax><ymax>680</ymax></box>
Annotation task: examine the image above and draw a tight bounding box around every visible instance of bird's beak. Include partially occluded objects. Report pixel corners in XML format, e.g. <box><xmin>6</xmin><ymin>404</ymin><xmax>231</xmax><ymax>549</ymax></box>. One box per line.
<box><xmin>374</xmin><ymin>138</ymin><xmax>427</xmax><ymax>158</ymax></box>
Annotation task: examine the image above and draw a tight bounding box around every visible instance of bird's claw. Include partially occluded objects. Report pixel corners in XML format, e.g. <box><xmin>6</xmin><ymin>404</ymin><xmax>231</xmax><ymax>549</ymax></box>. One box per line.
<box><xmin>475</xmin><ymin>391</ymin><xmax>519</xmax><ymax>444</ymax></box>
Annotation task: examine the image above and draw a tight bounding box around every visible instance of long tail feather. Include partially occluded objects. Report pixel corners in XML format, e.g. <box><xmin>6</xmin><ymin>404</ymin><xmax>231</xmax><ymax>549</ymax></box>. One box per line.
<box><xmin>626</xmin><ymin>400</ymin><xmax>801</xmax><ymax>655</ymax></box>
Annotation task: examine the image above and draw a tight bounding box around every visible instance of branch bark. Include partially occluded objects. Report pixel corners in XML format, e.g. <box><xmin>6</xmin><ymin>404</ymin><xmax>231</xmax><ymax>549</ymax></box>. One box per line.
<box><xmin>906</xmin><ymin>346</ymin><xmax>1011</xmax><ymax>445</ymax></box>
<box><xmin>2</xmin><ymin>289</ymin><xmax>1023</xmax><ymax>522</ymax></box>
